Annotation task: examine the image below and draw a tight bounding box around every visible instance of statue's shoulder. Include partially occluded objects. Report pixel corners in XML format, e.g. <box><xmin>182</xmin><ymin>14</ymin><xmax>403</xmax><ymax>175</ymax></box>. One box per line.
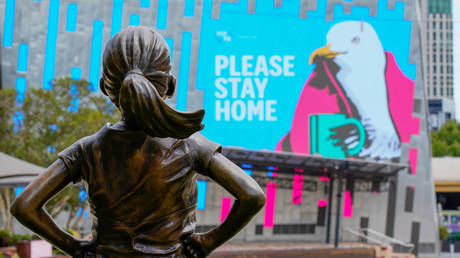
<box><xmin>187</xmin><ymin>133</ymin><xmax>222</xmax><ymax>173</ymax></box>
<box><xmin>58</xmin><ymin>125</ymin><xmax>109</xmax><ymax>165</ymax></box>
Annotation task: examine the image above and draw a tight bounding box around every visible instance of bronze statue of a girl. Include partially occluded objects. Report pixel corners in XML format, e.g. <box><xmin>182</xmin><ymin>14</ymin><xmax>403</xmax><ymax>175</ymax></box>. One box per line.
<box><xmin>11</xmin><ymin>26</ymin><xmax>266</xmax><ymax>258</ymax></box>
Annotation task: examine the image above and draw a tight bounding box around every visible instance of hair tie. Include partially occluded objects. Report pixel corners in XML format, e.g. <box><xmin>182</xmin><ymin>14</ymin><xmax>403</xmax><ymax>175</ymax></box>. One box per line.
<box><xmin>126</xmin><ymin>68</ymin><xmax>144</xmax><ymax>77</ymax></box>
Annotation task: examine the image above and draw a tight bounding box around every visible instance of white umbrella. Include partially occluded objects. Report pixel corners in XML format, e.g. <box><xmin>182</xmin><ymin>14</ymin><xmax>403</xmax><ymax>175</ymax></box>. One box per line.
<box><xmin>0</xmin><ymin>152</ymin><xmax>44</xmax><ymax>187</ymax></box>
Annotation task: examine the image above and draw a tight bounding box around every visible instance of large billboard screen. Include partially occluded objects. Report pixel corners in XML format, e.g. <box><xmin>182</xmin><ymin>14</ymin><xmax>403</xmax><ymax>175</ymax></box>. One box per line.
<box><xmin>196</xmin><ymin>0</ymin><xmax>420</xmax><ymax>162</ymax></box>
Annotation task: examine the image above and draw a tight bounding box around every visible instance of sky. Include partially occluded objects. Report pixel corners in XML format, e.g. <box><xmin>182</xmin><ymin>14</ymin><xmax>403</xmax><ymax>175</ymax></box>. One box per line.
<box><xmin>454</xmin><ymin>0</ymin><xmax>460</xmax><ymax>120</ymax></box>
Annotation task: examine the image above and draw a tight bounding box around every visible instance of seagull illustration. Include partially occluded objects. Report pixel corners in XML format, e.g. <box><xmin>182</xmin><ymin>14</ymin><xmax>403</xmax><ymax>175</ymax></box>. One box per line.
<box><xmin>277</xmin><ymin>21</ymin><xmax>410</xmax><ymax>161</ymax></box>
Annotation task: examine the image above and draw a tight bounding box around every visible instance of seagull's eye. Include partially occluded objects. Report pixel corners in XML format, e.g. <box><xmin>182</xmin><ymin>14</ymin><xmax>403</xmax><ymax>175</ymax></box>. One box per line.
<box><xmin>351</xmin><ymin>37</ymin><xmax>360</xmax><ymax>45</ymax></box>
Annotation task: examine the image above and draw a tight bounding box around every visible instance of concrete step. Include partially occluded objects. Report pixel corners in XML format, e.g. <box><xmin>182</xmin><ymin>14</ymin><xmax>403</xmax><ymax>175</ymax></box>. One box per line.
<box><xmin>388</xmin><ymin>253</ymin><xmax>415</xmax><ymax>258</ymax></box>
<box><xmin>210</xmin><ymin>242</ymin><xmax>415</xmax><ymax>258</ymax></box>
<box><xmin>211</xmin><ymin>248</ymin><xmax>375</xmax><ymax>258</ymax></box>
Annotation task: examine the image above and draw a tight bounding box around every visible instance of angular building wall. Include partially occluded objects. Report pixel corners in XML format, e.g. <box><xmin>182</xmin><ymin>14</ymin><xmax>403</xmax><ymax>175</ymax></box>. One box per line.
<box><xmin>0</xmin><ymin>0</ymin><xmax>438</xmax><ymax>255</ymax></box>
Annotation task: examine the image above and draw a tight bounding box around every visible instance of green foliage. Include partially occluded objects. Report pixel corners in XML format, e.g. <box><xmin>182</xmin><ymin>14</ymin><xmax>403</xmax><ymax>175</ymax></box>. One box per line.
<box><xmin>439</xmin><ymin>225</ymin><xmax>448</xmax><ymax>240</ymax></box>
<box><xmin>449</xmin><ymin>232</ymin><xmax>460</xmax><ymax>241</ymax></box>
<box><xmin>10</xmin><ymin>233</ymin><xmax>33</xmax><ymax>245</ymax></box>
<box><xmin>431</xmin><ymin>120</ymin><xmax>460</xmax><ymax>157</ymax></box>
<box><xmin>64</xmin><ymin>228</ymin><xmax>81</xmax><ymax>239</ymax></box>
<box><xmin>0</xmin><ymin>228</ymin><xmax>34</xmax><ymax>247</ymax></box>
<box><xmin>0</xmin><ymin>229</ymin><xmax>12</xmax><ymax>247</ymax></box>
<box><xmin>0</xmin><ymin>77</ymin><xmax>120</xmax><ymax>167</ymax></box>
<box><xmin>0</xmin><ymin>78</ymin><xmax>120</xmax><ymax>231</ymax></box>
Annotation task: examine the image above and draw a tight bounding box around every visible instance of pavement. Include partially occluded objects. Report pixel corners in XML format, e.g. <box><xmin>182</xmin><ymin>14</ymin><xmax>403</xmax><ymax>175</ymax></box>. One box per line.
<box><xmin>420</xmin><ymin>253</ymin><xmax>460</xmax><ymax>258</ymax></box>
<box><xmin>438</xmin><ymin>253</ymin><xmax>460</xmax><ymax>258</ymax></box>
<box><xmin>213</xmin><ymin>241</ymin><xmax>373</xmax><ymax>252</ymax></box>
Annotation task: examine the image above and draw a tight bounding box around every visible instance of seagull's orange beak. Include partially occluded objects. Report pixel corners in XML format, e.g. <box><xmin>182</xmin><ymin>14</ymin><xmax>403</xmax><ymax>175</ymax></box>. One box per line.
<box><xmin>309</xmin><ymin>44</ymin><xmax>341</xmax><ymax>64</ymax></box>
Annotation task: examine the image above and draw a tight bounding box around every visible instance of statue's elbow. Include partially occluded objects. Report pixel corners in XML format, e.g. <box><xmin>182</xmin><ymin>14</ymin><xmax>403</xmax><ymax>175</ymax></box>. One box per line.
<box><xmin>247</xmin><ymin>190</ymin><xmax>266</xmax><ymax>212</ymax></box>
<box><xmin>10</xmin><ymin>197</ymin><xmax>28</xmax><ymax>220</ymax></box>
<box><xmin>255</xmin><ymin>191</ymin><xmax>266</xmax><ymax>210</ymax></box>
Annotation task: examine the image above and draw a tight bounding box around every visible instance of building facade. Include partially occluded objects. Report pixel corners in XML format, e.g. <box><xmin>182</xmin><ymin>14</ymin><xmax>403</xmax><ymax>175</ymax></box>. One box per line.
<box><xmin>0</xmin><ymin>0</ymin><xmax>439</xmax><ymax>256</ymax></box>
<box><xmin>424</xmin><ymin>0</ymin><xmax>455</xmax><ymax>130</ymax></box>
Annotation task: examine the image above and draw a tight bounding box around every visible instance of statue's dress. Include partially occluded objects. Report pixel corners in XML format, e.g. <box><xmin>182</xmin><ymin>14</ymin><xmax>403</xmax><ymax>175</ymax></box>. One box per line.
<box><xmin>58</xmin><ymin>124</ymin><xmax>221</xmax><ymax>257</ymax></box>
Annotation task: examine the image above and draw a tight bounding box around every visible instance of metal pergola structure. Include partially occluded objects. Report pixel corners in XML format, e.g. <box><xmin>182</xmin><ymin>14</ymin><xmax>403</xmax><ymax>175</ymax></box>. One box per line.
<box><xmin>222</xmin><ymin>147</ymin><xmax>408</xmax><ymax>248</ymax></box>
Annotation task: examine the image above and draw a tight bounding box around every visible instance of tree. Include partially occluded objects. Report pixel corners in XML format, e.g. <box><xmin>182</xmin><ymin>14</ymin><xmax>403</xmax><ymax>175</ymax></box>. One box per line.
<box><xmin>431</xmin><ymin>120</ymin><xmax>460</xmax><ymax>157</ymax></box>
<box><xmin>0</xmin><ymin>78</ymin><xmax>120</xmax><ymax>233</ymax></box>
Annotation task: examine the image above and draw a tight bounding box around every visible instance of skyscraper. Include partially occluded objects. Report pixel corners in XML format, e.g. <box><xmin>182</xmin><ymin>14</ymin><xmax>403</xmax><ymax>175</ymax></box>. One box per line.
<box><xmin>425</xmin><ymin>0</ymin><xmax>455</xmax><ymax>130</ymax></box>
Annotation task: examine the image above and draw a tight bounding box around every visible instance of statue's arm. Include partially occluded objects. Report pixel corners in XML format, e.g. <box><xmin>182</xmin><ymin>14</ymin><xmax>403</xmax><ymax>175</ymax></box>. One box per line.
<box><xmin>192</xmin><ymin>153</ymin><xmax>266</xmax><ymax>255</ymax></box>
<box><xmin>10</xmin><ymin>159</ymin><xmax>84</xmax><ymax>256</ymax></box>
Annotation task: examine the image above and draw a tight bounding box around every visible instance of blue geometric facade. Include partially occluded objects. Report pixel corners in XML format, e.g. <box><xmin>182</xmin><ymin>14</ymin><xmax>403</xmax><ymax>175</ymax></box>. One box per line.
<box><xmin>0</xmin><ymin>1</ymin><xmax>438</xmax><ymax>255</ymax></box>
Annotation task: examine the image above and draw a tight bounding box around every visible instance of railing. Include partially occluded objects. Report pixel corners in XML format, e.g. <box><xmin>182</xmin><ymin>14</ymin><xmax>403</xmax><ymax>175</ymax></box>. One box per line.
<box><xmin>345</xmin><ymin>227</ymin><xmax>415</xmax><ymax>253</ymax></box>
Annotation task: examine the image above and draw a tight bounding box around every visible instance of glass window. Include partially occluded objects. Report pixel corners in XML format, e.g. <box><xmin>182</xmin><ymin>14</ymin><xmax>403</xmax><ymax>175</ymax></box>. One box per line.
<box><xmin>441</xmin><ymin>66</ymin><xmax>443</xmax><ymax>73</ymax></box>
<box><xmin>433</xmin><ymin>32</ymin><xmax>436</xmax><ymax>41</ymax></box>
<box><xmin>434</xmin><ymin>87</ymin><xmax>437</xmax><ymax>96</ymax></box>
<box><xmin>441</xmin><ymin>87</ymin><xmax>444</xmax><ymax>96</ymax></box>
<box><xmin>434</xmin><ymin>66</ymin><xmax>437</xmax><ymax>73</ymax></box>
<box><xmin>433</xmin><ymin>54</ymin><xmax>436</xmax><ymax>62</ymax></box>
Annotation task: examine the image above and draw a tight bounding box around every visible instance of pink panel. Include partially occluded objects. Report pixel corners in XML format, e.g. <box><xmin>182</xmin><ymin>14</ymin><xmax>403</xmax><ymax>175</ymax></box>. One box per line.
<box><xmin>385</xmin><ymin>52</ymin><xmax>420</xmax><ymax>142</ymax></box>
<box><xmin>408</xmin><ymin>148</ymin><xmax>418</xmax><ymax>175</ymax></box>
<box><xmin>264</xmin><ymin>182</ymin><xmax>277</xmax><ymax>228</ymax></box>
<box><xmin>30</xmin><ymin>240</ymin><xmax>52</xmax><ymax>258</ymax></box>
<box><xmin>318</xmin><ymin>199</ymin><xmax>328</xmax><ymax>207</ymax></box>
<box><xmin>343</xmin><ymin>190</ymin><xmax>353</xmax><ymax>218</ymax></box>
<box><xmin>220</xmin><ymin>197</ymin><xmax>232</xmax><ymax>223</ymax></box>
<box><xmin>319</xmin><ymin>176</ymin><xmax>330</xmax><ymax>181</ymax></box>
<box><xmin>272</xmin><ymin>167</ymin><xmax>278</xmax><ymax>177</ymax></box>
<box><xmin>292</xmin><ymin>174</ymin><xmax>304</xmax><ymax>204</ymax></box>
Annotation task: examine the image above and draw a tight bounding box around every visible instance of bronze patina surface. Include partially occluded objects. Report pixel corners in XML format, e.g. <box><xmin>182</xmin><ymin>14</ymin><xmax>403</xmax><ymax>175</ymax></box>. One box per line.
<box><xmin>11</xmin><ymin>26</ymin><xmax>266</xmax><ymax>258</ymax></box>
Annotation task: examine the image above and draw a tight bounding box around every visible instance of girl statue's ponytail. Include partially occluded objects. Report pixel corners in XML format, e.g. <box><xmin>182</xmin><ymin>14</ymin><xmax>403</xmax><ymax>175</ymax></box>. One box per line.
<box><xmin>119</xmin><ymin>70</ymin><xmax>204</xmax><ymax>139</ymax></box>
<box><xmin>100</xmin><ymin>26</ymin><xmax>204</xmax><ymax>139</ymax></box>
